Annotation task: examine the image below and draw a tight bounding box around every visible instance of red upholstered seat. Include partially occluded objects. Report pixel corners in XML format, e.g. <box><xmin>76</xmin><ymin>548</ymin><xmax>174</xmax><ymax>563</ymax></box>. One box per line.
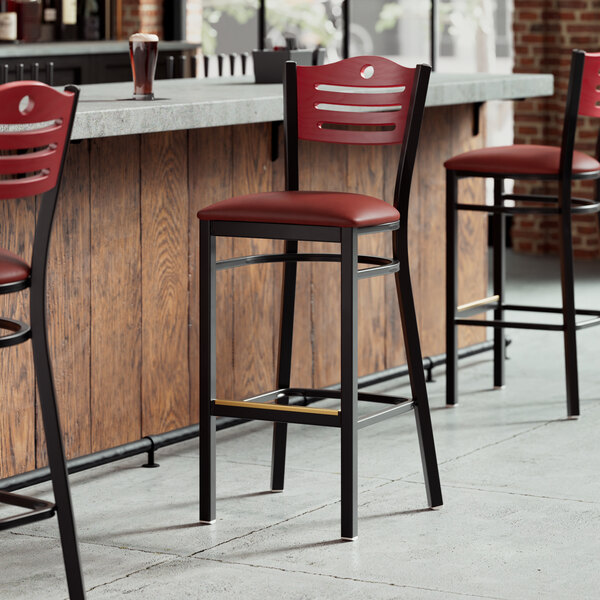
<box><xmin>0</xmin><ymin>248</ymin><xmax>30</xmax><ymax>285</ymax></box>
<box><xmin>444</xmin><ymin>144</ymin><xmax>600</xmax><ymax>176</ymax></box>
<box><xmin>197</xmin><ymin>191</ymin><xmax>400</xmax><ymax>228</ymax></box>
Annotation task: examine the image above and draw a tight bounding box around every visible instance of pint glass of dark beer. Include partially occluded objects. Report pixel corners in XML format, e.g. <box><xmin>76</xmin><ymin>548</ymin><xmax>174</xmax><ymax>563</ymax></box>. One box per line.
<box><xmin>129</xmin><ymin>33</ymin><xmax>159</xmax><ymax>100</ymax></box>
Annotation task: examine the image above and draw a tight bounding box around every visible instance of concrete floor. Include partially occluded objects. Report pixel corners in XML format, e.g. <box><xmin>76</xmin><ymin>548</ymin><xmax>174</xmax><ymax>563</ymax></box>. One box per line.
<box><xmin>2</xmin><ymin>250</ymin><xmax>600</xmax><ymax>599</ymax></box>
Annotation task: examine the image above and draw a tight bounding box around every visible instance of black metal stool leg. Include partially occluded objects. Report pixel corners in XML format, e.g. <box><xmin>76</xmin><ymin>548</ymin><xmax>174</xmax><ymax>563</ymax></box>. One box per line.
<box><xmin>271</xmin><ymin>240</ymin><xmax>299</xmax><ymax>492</ymax></box>
<box><xmin>394</xmin><ymin>231</ymin><xmax>443</xmax><ymax>509</ymax></box>
<box><xmin>446</xmin><ymin>169</ymin><xmax>459</xmax><ymax>405</ymax></box>
<box><xmin>30</xmin><ymin>288</ymin><xmax>85</xmax><ymax>599</ymax></box>
<box><xmin>199</xmin><ymin>221</ymin><xmax>217</xmax><ymax>522</ymax></box>
<box><xmin>340</xmin><ymin>228</ymin><xmax>358</xmax><ymax>540</ymax></box>
<box><xmin>493</xmin><ymin>177</ymin><xmax>506</xmax><ymax>389</ymax></box>
<box><xmin>557</xmin><ymin>202</ymin><xmax>580</xmax><ymax>417</ymax></box>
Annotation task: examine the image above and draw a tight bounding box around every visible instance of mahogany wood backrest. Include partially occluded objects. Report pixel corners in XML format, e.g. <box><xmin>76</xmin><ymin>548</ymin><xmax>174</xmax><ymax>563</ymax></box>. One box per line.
<box><xmin>0</xmin><ymin>81</ymin><xmax>78</xmax><ymax>200</ymax></box>
<box><xmin>284</xmin><ymin>56</ymin><xmax>431</xmax><ymax>216</ymax></box>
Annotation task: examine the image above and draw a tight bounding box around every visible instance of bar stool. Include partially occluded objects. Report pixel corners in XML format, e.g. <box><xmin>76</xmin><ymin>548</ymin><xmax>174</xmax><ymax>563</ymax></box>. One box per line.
<box><xmin>0</xmin><ymin>82</ymin><xmax>84</xmax><ymax>598</ymax></box>
<box><xmin>445</xmin><ymin>49</ymin><xmax>600</xmax><ymax>417</ymax></box>
<box><xmin>197</xmin><ymin>56</ymin><xmax>443</xmax><ymax>540</ymax></box>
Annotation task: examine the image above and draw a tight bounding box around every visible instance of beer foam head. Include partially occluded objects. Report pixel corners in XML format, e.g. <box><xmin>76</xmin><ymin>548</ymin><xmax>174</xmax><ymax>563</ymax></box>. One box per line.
<box><xmin>129</xmin><ymin>32</ymin><xmax>159</xmax><ymax>42</ymax></box>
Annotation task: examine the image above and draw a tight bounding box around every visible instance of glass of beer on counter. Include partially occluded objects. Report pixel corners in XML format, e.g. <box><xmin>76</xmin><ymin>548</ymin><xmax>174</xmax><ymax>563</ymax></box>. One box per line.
<box><xmin>129</xmin><ymin>32</ymin><xmax>159</xmax><ymax>100</ymax></box>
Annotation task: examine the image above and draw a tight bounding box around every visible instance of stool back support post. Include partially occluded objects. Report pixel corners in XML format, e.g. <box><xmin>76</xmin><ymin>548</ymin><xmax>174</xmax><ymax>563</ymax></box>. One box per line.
<box><xmin>0</xmin><ymin>81</ymin><xmax>85</xmax><ymax>599</ymax></box>
<box><xmin>558</xmin><ymin>50</ymin><xmax>587</xmax><ymax>415</ymax></box>
<box><xmin>392</xmin><ymin>64</ymin><xmax>430</xmax><ymax>219</ymax></box>
<box><xmin>559</xmin><ymin>50</ymin><xmax>586</xmax><ymax>206</ymax></box>
<box><xmin>283</xmin><ymin>61</ymin><xmax>299</xmax><ymax>193</ymax></box>
<box><xmin>574</xmin><ymin>50</ymin><xmax>600</xmax><ymax>247</ymax></box>
<box><xmin>271</xmin><ymin>61</ymin><xmax>300</xmax><ymax>490</ymax></box>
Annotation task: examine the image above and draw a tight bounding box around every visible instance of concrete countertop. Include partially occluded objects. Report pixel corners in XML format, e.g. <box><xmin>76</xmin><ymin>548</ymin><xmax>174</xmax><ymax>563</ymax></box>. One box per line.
<box><xmin>69</xmin><ymin>72</ymin><xmax>554</xmax><ymax>140</ymax></box>
<box><xmin>0</xmin><ymin>40</ymin><xmax>200</xmax><ymax>58</ymax></box>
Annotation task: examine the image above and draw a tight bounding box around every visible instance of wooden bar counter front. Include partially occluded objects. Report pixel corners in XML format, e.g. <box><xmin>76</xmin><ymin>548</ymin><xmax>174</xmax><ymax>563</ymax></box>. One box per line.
<box><xmin>0</xmin><ymin>74</ymin><xmax>553</xmax><ymax>478</ymax></box>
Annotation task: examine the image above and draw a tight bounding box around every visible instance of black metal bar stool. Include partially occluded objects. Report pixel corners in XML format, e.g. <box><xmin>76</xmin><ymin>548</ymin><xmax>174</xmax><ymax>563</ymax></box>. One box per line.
<box><xmin>0</xmin><ymin>81</ymin><xmax>84</xmax><ymax>598</ymax></box>
<box><xmin>445</xmin><ymin>49</ymin><xmax>600</xmax><ymax>417</ymax></box>
<box><xmin>197</xmin><ymin>56</ymin><xmax>443</xmax><ymax>540</ymax></box>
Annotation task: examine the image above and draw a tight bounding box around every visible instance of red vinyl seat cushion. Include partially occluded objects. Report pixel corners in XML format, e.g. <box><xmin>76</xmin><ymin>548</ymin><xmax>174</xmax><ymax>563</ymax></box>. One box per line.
<box><xmin>0</xmin><ymin>248</ymin><xmax>30</xmax><ymax>285</ymax></box>
<box><xmin>197</xmin><ymin>191</ymin><xmax>400</xmax><ymax>228</ymax></box>
<box><xmin>444</xmin><ymin>144</ymin><xmax>600</xmax><ymax>176</ymax></box>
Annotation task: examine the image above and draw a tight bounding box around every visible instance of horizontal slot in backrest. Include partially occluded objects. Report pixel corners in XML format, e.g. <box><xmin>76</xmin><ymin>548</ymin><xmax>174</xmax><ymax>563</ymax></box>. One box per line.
<box><xmin>296</xmin><ymin>56</ymin><xmax>415</xmax><ymax>145</ymax></box>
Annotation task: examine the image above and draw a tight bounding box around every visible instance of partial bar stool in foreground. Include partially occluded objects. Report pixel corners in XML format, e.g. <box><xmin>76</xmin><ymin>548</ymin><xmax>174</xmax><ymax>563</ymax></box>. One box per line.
<box><xmin>197</xmin><ymin>56</ymin><xmax>442</xmax><ymax>540</ymax></box>
<box><xmin>445</xmin><ymin>49</ymin><xmax>600</xmax><ymax>417</ymax></box>
<box><xmin>0</xmin><ymin>82</ymin><xmax>85</xmax><ymax>599</ymax></box>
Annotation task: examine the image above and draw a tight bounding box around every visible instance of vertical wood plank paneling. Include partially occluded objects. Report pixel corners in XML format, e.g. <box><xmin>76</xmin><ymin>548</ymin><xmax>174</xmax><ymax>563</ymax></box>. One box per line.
<box><xmin>453</xmin><ymin>105</ymin><xmax>488</xmax><ymax>348</ymax></box>
<box><xmin>232</xmin><ymin>123</ymin><xmax>281</xmax><ymax>400</ymax></box>
<box><xmin>301</xmin><ymin>140</ymin><xmax>348</xmax><ymax>389</ymax></box>
<box><xmin>90</xmin><ymin>135</ymin><xmax>142</xmax><ymax>451</ymax></box>
<box><xmin>189</xmin><ymin>126</ymin><xmax>234</xmax><ymax>418</ymax></box>
<box><xmin>347</xmin><ymin>145</ymin><xmax>387</xmax><ymax>377</ymax></box>
<box><xmin>414</xmin><ymin>106</ymin><xmax>454</xmax><ymax>357</ymax></box>
<box><xmin>141</xmin><ymin>131</ymin><xmax>190</xmax><ymax>435</ymax></box>
<box><xmin>1</xmin><ymin>110</ymin><xmax>491</xmax><ymax>478</ymax></box>
<box><xmin>39</xmin><ymin>141</ymin><xmax>92</xmax><ymax>466</ymax></box>
<box><xmin>0</xmin><ymin>197</ymin><xmax>36</xmax><ymax>478</ymax></box>
<box><xmin>382</xmin><ymin>144</ymin><xmax>407</xmax><ymax>370</ymax></box>
<box><xmin>278</xmin><ymin>131</ymin><xmax>313</xmax><ymax>389</ymax></box>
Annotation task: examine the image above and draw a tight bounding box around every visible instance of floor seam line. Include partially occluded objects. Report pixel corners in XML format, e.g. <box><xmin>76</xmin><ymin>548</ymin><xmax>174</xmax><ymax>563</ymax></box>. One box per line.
<box><xmin>193</xmin><ymin>556</ymin><xmax>510</xmax><ymax>600</ymax></box>
<box><xmin>9</xmin><ymin>530</ymin><xmax>185</xmax><ymax>558</ymax></box>
<box><xmin>403</xmin><ymin>480</ymin><xmax>600</xmax><ymax>504</ymax></box>
<box><xmin>83</xmin><ymin>556</ymin><xmax>179</xmax><ymax>595</ymax></box>
<box><xmin>188</xmin><ymin>499</ymin><xmax>342</xmax><ymax>556</ymax></box>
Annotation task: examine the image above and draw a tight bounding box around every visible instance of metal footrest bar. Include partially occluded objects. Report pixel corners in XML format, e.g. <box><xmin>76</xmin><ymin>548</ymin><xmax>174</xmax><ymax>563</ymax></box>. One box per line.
<box><xmin>212</xmin><ymin>399</ymin><xmax>341</xmax><ymax>427</ymax></box>
<box><xmin>0</xmin><ymin>489</ymin><xmax>56</xmax><ymax>531</ymax></box>
<box><xmin>241</xmin><ymin>389</ymin><xmax>288</xmax><ymax>403</ymax></box>
<box><xmin>457</xmin><ymin>195</ymin><xmax>600</xmax><ymax>216</ymax></box>
<box><xmin>216</xmin><ymin>252</ymin><xmax>398</xmax><ymax>279</ymax></box>
<box><xmin>456</xmin><ymin>202</ymin><xmax>560</xmax><ymax>215</ymax></box>
<box><xmin>455</xmin><ymin>304</ymin><xmax>600</xmax><ymax>331</ymax></box>
<box><xmin>358</xmin><ymin>400</ymin><xmax>414</xmax><ymax>429</ymax></box>
<box><xmin>357</xmin><ymin>259</ymin><xmax>399</xmax><ymax>280</ymax></box>
<box><xmin>503</xmin><ymin>193</ymin><xmax>600</xmax><ymax>214</ymax></box>
<box><xmin>576</xmin><ymin>316</ymin><xmax>600</xmax><ymax>330</ymax></box>
<box><xmin>283</xmin><ymin>387</ymin><xmax>409</xmax><ymax>404</ymax></box>
<box><xmin>457</xmin><ymin>295</ymin><xmax>500</xmax><ymax>318</ymax></box>
<box><xmin>502</xmin><ymin>303</ymin><xmax>600</xmax><ymax>317</ymax></box>
<box><xmin>455</xmin><ymin>318</ymin><xmax>564</xmax><ymax>331</ymax></box>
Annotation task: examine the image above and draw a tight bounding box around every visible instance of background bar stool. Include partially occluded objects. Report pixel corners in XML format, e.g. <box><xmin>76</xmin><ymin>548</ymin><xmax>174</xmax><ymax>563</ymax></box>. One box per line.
<box><xmin>445</xmin><ymin>49</ymin><xmax>600</xmax><ymax>417</ymax></box>
<box><xmin>197</xmin><ymin>56</ymin><xmax>442</xmax><ymax>540</ymax></box>
<box><xmin>0</xmin><ymin>82</ymin><xmax>84</xmax><ymax>598</ymax></box>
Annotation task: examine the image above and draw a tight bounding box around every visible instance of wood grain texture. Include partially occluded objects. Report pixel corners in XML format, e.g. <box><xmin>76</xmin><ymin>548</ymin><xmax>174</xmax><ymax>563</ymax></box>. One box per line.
<box><xmin>0</xmin><ymin>106</ymin><xmax>490</xmax><ymax>478</ymax></box>
<box><xmin>40</xmin><ymin>141</ymin><xmax>92</xmax><ymax>465</ymax></box>
<box><xmin>300</xmin><ymin>140</ymin><xmax>348</xmax><ymax>389</ymax></box>
<box><xmin>89</xmin><ymin>135</ymin><xmax>142</xmax><ymax>451</ymax></box>
<box><xmin>414</xmin><ymin>106</ymin><xmax>453</xmax><ymax>357</ymax></box>
<box><xmin>453</xmin><ymin>105</ymin><xmax>488</xmax><ymax>348</ymax></box>
<box><xmin>347</xmin><ymin>144</ymin><xmax>387</xmax><ymax>377</ymax></box>
<box><xmin>141</xmin><ymin>131</ymin><xmax>190</xmax><ymax>435</ymax></box>
<box><xmin>231</xmin><ymin>123</ymin><xmax>282</xmax><ymax>400</ymax></box>
<box><xmin>0</xmin><ymin>197</ymin><xmax>36</xmax><ymax>478</ymax></box>
<box><xmin>382</xmin><ymin>144</ymin><xmax>407</xmax><ymax>370</ymax></box>
<box><xmin>188</xmin><ymin>126</ymin><xmax>235</xmax><ymax>420</ymax></box>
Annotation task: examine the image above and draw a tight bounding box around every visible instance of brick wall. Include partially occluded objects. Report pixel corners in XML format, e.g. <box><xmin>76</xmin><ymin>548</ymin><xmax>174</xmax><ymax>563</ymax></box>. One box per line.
<box><xmin>121</xmin><ymin>0</ymin><xmax>163</xmax><ymax>39</ymax></box>
<box><xmin>512</xmin><ymin>0</ymin><xmax>600</xmax><ymax>259</ymax></box>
